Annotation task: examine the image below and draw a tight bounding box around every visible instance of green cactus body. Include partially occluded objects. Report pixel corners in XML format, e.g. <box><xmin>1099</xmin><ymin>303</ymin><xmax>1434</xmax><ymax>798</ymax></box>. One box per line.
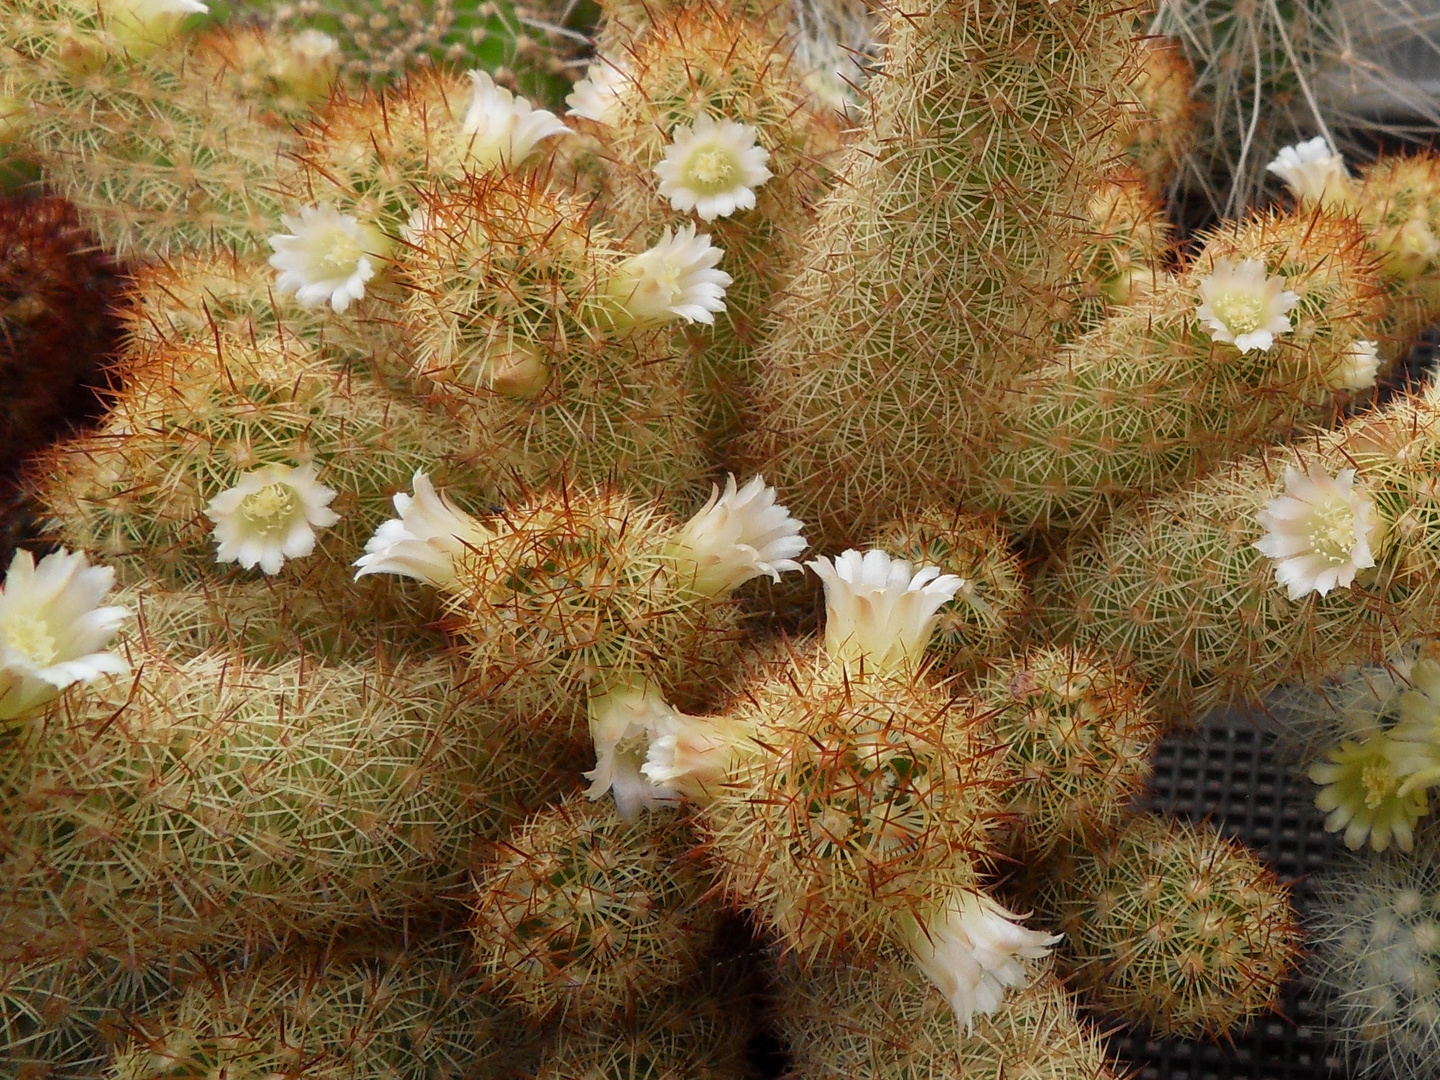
<box><xmin>3</xmin><ymin>2</ymin><xmax>299</xmax><ymax>257</ymax></box>
<box><xmin>469</xmin><ymin>795</ymin><xmax>719</xmax><ymax>1024</ymax></box>
<box><xmin>776</xmin><ymin>953</ymin><xmax>1118</xmax><ymax>1080</ymax></box>
<box><xmin>1038</xmin><ymin>387</ymin><xmax>1440</xmax><ymax>723</ymax></box>
<box><xmin>1355</xmin><ymin>154</ymin><xmax>1440</xmax><ymax>356</ymax></box>
<box><xmin>395</xmin><ymin>173</ymin><xmax>711</xmax><ymax>508</ymax></box>
<box><xmin>979</xmin><ymin>646</ymin><xmax>1160</xmax><ymax>858</ymax></box>
<box><xmin>1029</xmin><ymin>814</ymin><xmax>1301</xmax><ymax>1038</ymax></box>
<box><xmin>107</xmin><ymin>934</ymin><xmax>527</xmax><ymax>1080</ymax></box>
<box><xmin>974</xmin><ymin>209</ymin><xmax>1387</xmax><ymax>536</ymax></box>
<box><xmin>0</xmin><ymin>651</ymin><xmax>581</xmax><ymax>964</ymax></box>
<box><xmin>734</xmin><ymin>0</ymin><xmax>1137</xmax><ymax>550</ymax></box>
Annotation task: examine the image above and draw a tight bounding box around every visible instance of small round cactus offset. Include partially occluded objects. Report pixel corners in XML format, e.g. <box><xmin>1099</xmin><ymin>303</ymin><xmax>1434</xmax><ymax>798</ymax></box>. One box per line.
<box><xmin>1031</xmin><ymin>813</ymin><xmax>1302</xmax><ymax>1038</ymax></box>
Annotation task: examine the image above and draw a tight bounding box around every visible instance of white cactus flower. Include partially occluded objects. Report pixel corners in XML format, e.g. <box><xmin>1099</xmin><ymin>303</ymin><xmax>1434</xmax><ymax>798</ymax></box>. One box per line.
<box><xmin>642</xmin><ymin>711</ymin><xmax>755</xmax><ymax>803</ymax></box>
<box><xmin>206</xmin><ymin>463</ymin><xmax>340</xmax><ymax>575</ymax></box>
<box><xmin>665</xmin><ymin>475</ymin><xmax>806</xmax><ymax>596</ymax></box>
<box><xmin>1328</xmin><ymin>339</ymin><xmax>1381</xmax><ymax>391</ymax></box>
<box><xmin>584</xmin><ymin>683</ymin><xmax>683</xmax><ymax>821</ymax></box>
<box><xmin>353</xmin><ymin>472</ymin><xmax>493</xmax><ymax>593</ymax></box>
<box><xmin>1266</xmin><ymin>137</ymin><xmax>1350</xmax><ymax>204</ymax></box>
<box><xmin>104</xmin><ymin>0</ymin><xmax>207</xmax><ymax>54</ymax></box>
<box><xmin>565</xmin><ymin>59</ymin><xmax>629</xmax><ymax>125</ymax></box>
<box><xmin>1254</xmin><ymin>465</ymin><xmax>1381</xmax><ymax>601</ymax></box>
<box><xmin>0</xmin><ymin>549</ymin><xmax>130</xmax><ymax>721</ymax></box>
<box><xmin>809</xmin><ymin>549</ymin><xmax>965</xmax><ymax>674</ymax></box>
<box><xmin>460</xmin><ymin>69</ymin><xmax>571</xmax><ymax>171</ymax></box>
<box><xmin>1195</xmin><ymin>257</ymin><xmax>1300</xmax><ymax>354</ymax></box>
<box><xmin>268</xmin><ymin>204</ymin><xmax>390</xmax><ymax>313</ymax></box>
<box><xmin>905</xmin><ymin>891</ymin><xmax>1061</xmax><ymax>1030</ymax></box>
<box><xmin>607</xmin><ymin>225</ymin><xmax>733</xmax><ymax>326</ymax></box>
<box><xmin>654</xmin><ymin>115</ymin><xmax>773</xmax><ymax>221</ymax></box>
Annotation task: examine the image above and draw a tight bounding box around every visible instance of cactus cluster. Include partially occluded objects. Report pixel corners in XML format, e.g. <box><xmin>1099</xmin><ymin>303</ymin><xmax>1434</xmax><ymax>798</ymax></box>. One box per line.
<box><xmin>9</xmin><ymin>0</ymin><xmax>1440</xmax><ymax>1074</ymax></box>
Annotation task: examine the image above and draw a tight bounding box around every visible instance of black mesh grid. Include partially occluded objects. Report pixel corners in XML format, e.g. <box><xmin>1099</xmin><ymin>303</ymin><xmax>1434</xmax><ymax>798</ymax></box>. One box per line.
<box><xmin>1106</xmin><ymin>709</ymin><xmax>1344</xmax><ymax>1080</ymax></box>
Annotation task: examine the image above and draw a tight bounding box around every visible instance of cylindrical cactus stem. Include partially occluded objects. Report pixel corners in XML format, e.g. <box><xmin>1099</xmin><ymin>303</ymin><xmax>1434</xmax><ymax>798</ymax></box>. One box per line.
<box><xmin>2</xmin><ymin>2</ymin><xmax>299</xmax><ymax>258</ymax></box>
<box><xmin>733</xmin><ymin>0</ymin><xmax>1139</xmax><ymax>550</ymax></box>
<box><xmin>1116</xmin><ymin>36</ymin><xmax>1200</xmax><ymax>195</ymax></box>
<box><xmin>0</xmin><ymin>649</ymin><xmax>582</xmax><ymax>965</ymax></box>
<box><xmin>393</xmin><ymin>172</ymin><xmax>711</xmax><ymax>509</ymax></box>
<box><xmin>1353</xmin><ymin>153</ymin><xmax>1440</xmax><ymax>355</ymax></box>
<box><xmin>107</xmin><ymin>932</ymin><xmax>531</xmax><ymax>1080</ymax></box>
<box><xmin>118</xmin><ymin>250</ymin><xmax>288</xmax><ymax>353</ymax></box>
<box><xmin>1025</xmin><ymin>813</ymin><xmax>1302</xmax><ymax>1039</ymax></box>
<box><xmin>972</xmin><ymin>208</ymin><xmax>1388</xmax><ymax>537</ymax></box>
<box><xmin>866</xmin><ymin>507</ymin><xmax>1028</xmax><ymax>680</ymax></box>
<box><xmin>468</xmin><ymin>795</ymin><xmax>720</xmax><ymax>1025</ymax></box>
<box><xmin>1037</xmin><ymin>384</ymin><xmax>1440</xmax><ymax>723</ymax></box>
<box><xmin>775</xmin><ymin>951</ymin><xmax>1119</xmax><ymax>1080</ymax></box>
<box><xmin>574</xmin><ymin>1</ymin><xmax>843</xmax><ymax>452</ymax></box>
<box><xmin>1068</xmin><ymin>167</ymin><xmax>1175</xmax><ymax>337</ymax></box>
<box><xmin>1306</xmin><ymin>840</ymin><xmax>1440</xmax><ymax>1080</ymax></box>
<box><xmin>976</xmin><ymin>646</ymin><xmax>1161</xmax><ymax>859</ymax></box>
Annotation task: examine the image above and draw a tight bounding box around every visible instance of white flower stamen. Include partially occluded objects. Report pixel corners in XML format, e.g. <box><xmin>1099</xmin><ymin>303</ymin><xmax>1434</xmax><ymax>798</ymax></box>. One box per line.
<box><xmin>1195</xmin><ymin>257</ymin><xmax>1300</xmax><ymax>354</ymax></box>
<box><xmin>665</xmin><ymin>475</ymin><xmax>805</xmax><ymax>597</ymax></box>
<box><xmin>1254</xmin><ymin>465</ymin><xmax>1381</xmax><ymax>600</ymax></box>
<box><xmin>353</xmin><ymin>472</ymin><xmax>494</xmax><ymax>593</ymax></box>
<box><xmin>1266</xmin><ymin>137</ymin><xmax>1351</xmax><ymax>205</ymax></box>
<box><xmin>268</xmin><ymin>205</ymin><xmax>390</xmax><ymax>313</ymax></box>
<box><xmin>605</xmin><ymin>225</ymin><xmax>732</xmax><ymax>326</ymax></box>
<box><xmin>654</xmin><ymin>115</ymin><xmax>773</xmax><ymax>222</ymax></box>
<box><xmin>808</xmin><ymin>549</ymin><xmax>965</xmax><ymax>675</ymax></box>
<box><xmin>461</xmin><ymin>70</ymin><xmax>571</xmax><ymax>172</ymax></box>
<box><xmin>905</xmin><ymin>891</ymin><xmax>1061</xmax><ymax>1030</ymax></box>
<box><xmin>0</xmin><ymin>549</ymin><xmax>130</xmax><ymax>721</ymax></box>
<box><xmin>205</xmin><ymin>463</ymin><xmax>340</xmax><ymax>575</ymax></box>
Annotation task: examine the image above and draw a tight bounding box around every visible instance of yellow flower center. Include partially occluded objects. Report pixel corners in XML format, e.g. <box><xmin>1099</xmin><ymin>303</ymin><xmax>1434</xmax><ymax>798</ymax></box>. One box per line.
<box><xmin>240</xmin><ymin>483</ymin><xmax>300</xmax><ymax>536</ymax></box>
<box><xmin>685</xmin><ymin>147</ymin><xmax>737</xmax><ymax>193</ymax></box>
<box><xmin>2</xmin><ymin>612</ymin><xmax>58</xmax><ymax>667</ymax></box>
<box><xmin>1306</xmin><ymin>497</ymin><xmax>1359</xmax><ymax>566</ymax></box>
<box><xmin>1362</xmin><ymin>757</ymin><xmax>1399</xmax><ymax>810</ymax></box>
<box><xmin>316</xmin><ymin>229</ymin><xmax>365</xmax><ymax>276</ymax></box>
<box><xmin>1210</xmin><ymin>291</ymin><xmax>1265</xmax><ymax>335</ymax></box>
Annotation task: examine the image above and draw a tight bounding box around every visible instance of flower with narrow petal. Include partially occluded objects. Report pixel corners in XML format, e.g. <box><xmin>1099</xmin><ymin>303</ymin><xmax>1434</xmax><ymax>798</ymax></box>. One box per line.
<box><xmin>1380</xmin><ymin>655</ymin><xmax>1440</xmax><ymax>797</ymax></box>
<box><xmin>0</xmin><ymin>549</ymin><xmax>130</xmax><ymax>721</ymax></box>
<box><xmin>584</xmin><ymin>682</ymin><xmax>683</xmax><ymax>821</ymax></box>
<box><xmin>606</xmin><ymin>225</ymin><xmax>732</xmax><ymax>326</ymax></box>
<box><xmin>566</xmin><ymin>59</ymin><xmax>628</xmax><ymax>125</ymax></box>
<box><xmin>354</xmin><ymin>472</ymin><xmax>494</xmax><ymax>593</ymax></box>
<box><xmin>654</xmin><ymin>115</ymin><xmax>773</xmax><ymax>221</ymax></box>
<box><xmin>809</xmin><ymin>549</ymin><xmax>965</xmax><ymax>675</ymax></box>
<box><xmin>1195</xmin><ymin>257</ymin><xmax>1300</xmax><ymax>354</ymax></box>
<box><xmin>206</xmin><ymin>463</ymin><xmax>339</xmax><ymax>575</ymax></box>
<box><xmin>268</xmin><ymin>204</ymin><xmax>390</xmax><ymax>313</ymax></box>
<box><xmin>1328</xmin><ymin>339</ymin><xmax>1381</xmax><ymax>391</ymax></box>
<box><xmin>1267</xmin><ymin>137</ymin><xmax>1351</xmax><ymax>205</ymax></box>
<box><xmin>1254</xmin><ymin>465</ymin><xmax>1381</xmax><ymax>600</ymax></box>
<box><xmin>904</xmin><ymin>891</ymin><xmax>1061</xmax><ymax>1030</ymax></box>
<box><xmin>1312</xmin><ymin>730</ymin><xmax>1428</xmax><ymax>852</ymax></box>
<box><xmin>642</xmin><ymin>710</ymin><xmax>755</xmax><ymax>804</ymax></box>
<box><xmin>665</xmin><ymin>475</ymin><xmax>805</xmax><ymax>597</ymax></box>
<box><xmin>461</xmin><ymin>70</ymin><xmax>571</xmax><ymax>172</ymax></box>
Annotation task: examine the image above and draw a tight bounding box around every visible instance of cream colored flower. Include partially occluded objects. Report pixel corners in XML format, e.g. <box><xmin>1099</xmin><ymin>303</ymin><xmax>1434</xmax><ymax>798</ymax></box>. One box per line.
<box><xmin>0</xmin><ymin>549</ymin><xmax>130</xmax><ymax>721</ymax></box>
<box><xmin>206</xmin><ymin>463</ymin><xmax>340</xmax><ymax>575</ymax></box>
<box><xmin>103</xmin><ymin>0</ymin><xmax>207</xmax><ymax>55</ymax></box>
<box><xmin>642</xmin><ymin>711</ymin><xmax>755</xmax><ymax>804</ymax></box>
<box><xmin>268</xmin><ymin>204</ymin><xmax>390</xmax><ymax>313</ymax></box>
<box><xmin>461</xmin><ymin>70</ymin><xmax>571</xmax><ymax>171</ymax></box>
<box><xmin>809</xmin><ymin>549</ymin><xmax>964</xmax><ymax>675</ymax></box>
<box><xmin>1254</xmin><ymin>465</ymin><xmax>1380</xmax><ymax>600</ymax></box>
<box><xmin>654</xmin><ymin>115</ymin><xmax>773</xmax><ymax>221</ymax></box>
<box><xmin>665</xmin><ymin>475</ymin><xmax>805</xmax><ymax>597</ymax></box>
<box><xmin>273</xmin><ymin>29</ymin><xmax>341</xmax><ymax>100</ymax></box>
<box><xmin>606</xmin><ymin>225</ymin><xmax>732</xmax><ymax>326</ymax></box>
<box><xmin>565</xmin><ymin>59</ymin><xmax>628</xmax><ymax>125</ymax></box>
<box><xmin>584</xmin><ymin>682</ymin><xmax>683</xmax><ymax>821</ymax></box>
<box><xmin>1195</xmin><ymin>257</ymin><xmax>1300</xmax><ymax>354</ymax></box>
<box><xmin>1329</xmin><ymin>339</ymin><xmax>1381</xmax><ymax>391</ymax></box>
<box><xmin>1381</xmin><ymin>656</ymin><xmax>1440</xmax><ymax>796</ymax></box>
<box><xmin>353</xmin><ymin>472</ymin><xmax>493</xmax><ymax>593</ymax></box>
<box><xmin>1266</xmin><ymin>137</ymin><xmax>1351</xmax><ymax>205</ymax></box>
<box><xmin>904</xmin><ymin>891</ymin><xmax>1061</xmax><ymax>1030</ymax></box>
<box><xmin>1312</xmin><ymin>730</ymin><xmax>1428</xmax><ymax>852</ymax></box>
